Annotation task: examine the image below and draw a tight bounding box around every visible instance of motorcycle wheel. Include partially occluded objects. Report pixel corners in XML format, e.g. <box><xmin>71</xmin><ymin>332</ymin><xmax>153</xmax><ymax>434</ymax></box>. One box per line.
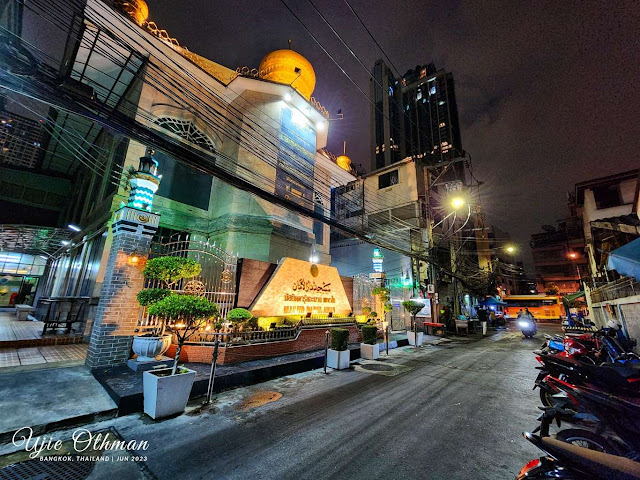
<box><xmin>539</xmin><ymin>386</ymin><xmax>555</xmax><ymax>408</ymax></box>
<box><xmin>555</xmin><ymin>429</ymin><xmax>620</xmax><ymax>454</ymax></box>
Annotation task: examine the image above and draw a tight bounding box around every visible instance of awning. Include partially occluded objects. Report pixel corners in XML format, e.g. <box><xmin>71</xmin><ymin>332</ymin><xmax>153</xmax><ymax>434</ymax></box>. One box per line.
<box><xmin>563</xmin><ymin>291</ymin><xmax>585</xmax><ymax>303</ymax></box>
<box><xmin>591</xmin><ymin>214</ymin><xmax>640</xmax><ymax>235</ymax></box>
<box><xmin>478</xmin><ymin>296</ymin><xmax>506</xmax><ymax>306</ymax></box>
<box><xmin>607</xmin><ymin>237</ymin><xmax>640</xmax><ymax>282</ymax></box>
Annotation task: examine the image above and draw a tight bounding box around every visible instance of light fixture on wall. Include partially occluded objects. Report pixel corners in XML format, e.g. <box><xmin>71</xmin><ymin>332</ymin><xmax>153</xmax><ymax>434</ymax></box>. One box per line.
<box><xmin>128</xmin><ymin>251</ymin><xmax>140</xmax><ymax>266</ymax></box>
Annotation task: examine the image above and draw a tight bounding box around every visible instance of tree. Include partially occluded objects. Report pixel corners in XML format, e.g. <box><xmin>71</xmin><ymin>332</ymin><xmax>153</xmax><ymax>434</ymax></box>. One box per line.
<box><xmin>148</xmin><ymin>294</ymin><xmax>218</xmax><ymax>375</ymax></box>
<box><xmin>226</xmin><ymin>308</ymin><xmax>253</xmax><ymax>323</ymax></box>
<box><xmin>545</xmin><ymin>283</ymin><xmax>560</xmax><ymax>295</ymax></box>
<box><xmin>372</xmin><ymin>287</ymin><xmax>391</xmax><ymax>323</ymax></box>
<box><xmin>402</xmin><ymin>300</ymin><xmax>424</xmax><ymax>331</ymax></box>
<box><xmin>143</xmin><ymin>256</ymin><xmax>201</xmax><ymax>288</ymax></box>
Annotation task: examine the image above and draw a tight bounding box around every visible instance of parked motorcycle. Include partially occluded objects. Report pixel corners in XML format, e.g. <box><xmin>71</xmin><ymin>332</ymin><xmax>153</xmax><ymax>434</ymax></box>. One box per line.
<box><xmin>516</xmin><ymin>431</ymin><xmax>640</xmax><ymax>479</ymax></box>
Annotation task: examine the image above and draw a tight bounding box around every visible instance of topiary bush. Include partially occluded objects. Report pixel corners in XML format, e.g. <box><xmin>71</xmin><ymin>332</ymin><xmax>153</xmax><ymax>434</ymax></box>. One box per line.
<box><xmin>361</xmin><ymin>325</ymin><xmax>378</xmax><ymax>345</ymax></box>
<box><xmin>330</xmin><ymin>328</ymin><xmax>349</xmax><ymax>351</ymax></box>
<box><xmin>226</xmin><ymin>308</ymin><xmax>253</xmax><ymax>323</ymax></box>
<box><xmin>143</xmin><ymin>256</ymin><xmax>201</xmax><ymax>287</ymax></box>
<box><xmin>137</xmin><ymin>288</ymin><xmax>172</xmax><ymax>307</ymax></box>
<box><xmin>147</xmin><ymin>294</ymin><xmax>218</xmax><ymax>375</ymax></box>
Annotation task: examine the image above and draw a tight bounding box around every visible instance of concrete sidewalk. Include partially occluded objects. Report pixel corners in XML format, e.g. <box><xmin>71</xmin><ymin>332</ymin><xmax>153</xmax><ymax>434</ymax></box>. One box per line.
<box><xmin>0</xmin><ymin>365</ymin><xmax>117</xmax><ymax>442</ymax></box>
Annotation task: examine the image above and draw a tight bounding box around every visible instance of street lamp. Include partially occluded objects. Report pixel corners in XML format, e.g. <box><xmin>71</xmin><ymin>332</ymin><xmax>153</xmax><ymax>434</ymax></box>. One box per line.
<box><xmin>505</xmin><ymin>245</ymin><xmax>515</xmax><ymax>254</ymax></box>
<box><xmin>450</xmin><ymin>196</ymin><xmax>466</xmax><ymax>210</ymax></box>
<box><xmin>568</xmin><ymin>252</ymin><xmax>581</xmax><ymax>288</ymax></box>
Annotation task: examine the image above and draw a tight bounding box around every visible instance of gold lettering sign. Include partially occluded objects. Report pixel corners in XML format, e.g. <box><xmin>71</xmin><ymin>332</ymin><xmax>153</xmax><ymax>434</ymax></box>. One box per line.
<box><xmin>291</xmin><ymin>279</ymin><xmax>331</xmax><ymax>292</ymax></box>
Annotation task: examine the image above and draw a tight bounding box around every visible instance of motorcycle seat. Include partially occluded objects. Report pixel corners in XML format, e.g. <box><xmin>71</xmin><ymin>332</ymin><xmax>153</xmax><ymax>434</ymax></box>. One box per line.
<box><xmin>542</xmin><ymin>436</ymin><xmax>640</xmax><ymax>480</ymax></box>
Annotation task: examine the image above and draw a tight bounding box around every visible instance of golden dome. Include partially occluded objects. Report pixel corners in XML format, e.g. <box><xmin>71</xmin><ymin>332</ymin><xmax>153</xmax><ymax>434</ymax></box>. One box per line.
<box><xmin>116</xmin><ymin>0</ymin><xmax>149</xmax><ymax>26</ymax></box>
<box><xmin>336</xmin><ymin>155</ymin><xmax>352</xmax><ymax>171</ymax></box>
<box><xmin>259</xmin><ymin>49</ymin><xmax>316</xmax><ymax>100</ymax></box>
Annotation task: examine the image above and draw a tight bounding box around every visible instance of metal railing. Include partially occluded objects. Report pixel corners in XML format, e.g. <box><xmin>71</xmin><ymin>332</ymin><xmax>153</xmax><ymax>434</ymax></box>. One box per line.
<box><xmin>188</xmin><ymin>326</ymin><xmax>299</xmax><ymax>346</ymax></box>
<box><xmin>299</xmin><ymin>316</ymin><xmax>356</xmax><ymax>327</ymax></box>
<box><xmin>590</xmin><ymin>276</ymin><xmax>640</xmax><ymax>303</ymax></box>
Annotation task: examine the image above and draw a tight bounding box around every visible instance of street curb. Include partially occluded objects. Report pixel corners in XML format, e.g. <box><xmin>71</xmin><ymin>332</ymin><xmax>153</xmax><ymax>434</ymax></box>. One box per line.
<box><xmin>0</xmin><ymin>408</ymin><xmax>118</xmax><ymax>446</ymax></box>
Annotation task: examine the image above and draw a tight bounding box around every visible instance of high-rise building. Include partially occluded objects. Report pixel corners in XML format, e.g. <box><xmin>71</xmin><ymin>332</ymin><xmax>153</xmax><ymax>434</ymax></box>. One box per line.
<box><xmin>370</xmin><ymin>60</ymin><xmax>462</xmax><ymax>171</ymax></box>
<box><xmin>0</xmin><ymin>111</ymin><xmax>44</xmax><ymax>169</ymax></box>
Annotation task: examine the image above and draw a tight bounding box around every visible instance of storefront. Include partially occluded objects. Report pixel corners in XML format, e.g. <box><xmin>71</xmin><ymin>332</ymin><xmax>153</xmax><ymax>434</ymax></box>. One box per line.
<box><xmin>0</xmin><ymin>253</ymin><xmax>47</xmax><ymax>307</ymax></box>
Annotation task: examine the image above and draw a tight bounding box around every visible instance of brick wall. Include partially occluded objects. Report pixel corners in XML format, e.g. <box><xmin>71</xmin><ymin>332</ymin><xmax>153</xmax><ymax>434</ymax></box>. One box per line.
<box><xmin>85</xmin><ymin>231</ymin><xmax>152</xmax><ymax>369</ymax></box>
<box><xmin>166</xmin><ymin>325</ymin><xmax>361</xmax><ymax>365</ymax></box>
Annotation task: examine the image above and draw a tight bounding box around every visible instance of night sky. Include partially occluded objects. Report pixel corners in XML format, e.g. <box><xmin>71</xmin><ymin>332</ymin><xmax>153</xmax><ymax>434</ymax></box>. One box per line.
<box><xmin>113</xmin><ymin>1</ymin><xmax>640</xmax><ymax>268</ymax></box>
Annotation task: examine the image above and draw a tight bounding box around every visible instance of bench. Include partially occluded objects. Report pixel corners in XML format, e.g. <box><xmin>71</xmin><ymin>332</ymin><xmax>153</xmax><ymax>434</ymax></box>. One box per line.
<box><xmin>39</xmin><ymin>297</ymin><xmax>88</xmax><ymax>334</ymax></box>
<box><xmin>423</xmin><ymin>322</ymin><xmax>445</xmax><ymax>336</ymax></box>
<box><xmin>15</xmin><ymin>304</ymin><xmax>35</xmax><ymax>321</ymax></box>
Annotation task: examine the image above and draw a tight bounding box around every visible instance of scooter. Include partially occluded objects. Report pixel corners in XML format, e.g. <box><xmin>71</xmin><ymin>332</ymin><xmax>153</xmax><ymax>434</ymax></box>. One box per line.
<box><xmin>518</xmin><ymin>316</ymin><xmax>537</xmax><ymax>338</ymax></box>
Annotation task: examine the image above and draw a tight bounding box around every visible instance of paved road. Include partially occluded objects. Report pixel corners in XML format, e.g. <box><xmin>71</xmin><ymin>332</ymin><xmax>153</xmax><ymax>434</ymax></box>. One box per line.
<box><xmin>99</xmin><ymin>324</ymin><xmax>562</xmax><ymax>480</ymax></box>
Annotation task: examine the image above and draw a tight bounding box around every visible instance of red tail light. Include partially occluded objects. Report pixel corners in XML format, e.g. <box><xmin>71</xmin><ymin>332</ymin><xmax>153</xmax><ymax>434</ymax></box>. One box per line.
<box><xmin>518</xmin><ymin>459</ymin><xmax>541</xmax><ymax>477</ymax></box>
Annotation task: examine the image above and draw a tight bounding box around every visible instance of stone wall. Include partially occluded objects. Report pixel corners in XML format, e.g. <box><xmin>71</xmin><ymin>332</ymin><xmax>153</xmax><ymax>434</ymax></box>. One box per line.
<box><xmin>166</xmin><ymin>325</ymin><xmax>361</xmax><ymax>365</ymax></box>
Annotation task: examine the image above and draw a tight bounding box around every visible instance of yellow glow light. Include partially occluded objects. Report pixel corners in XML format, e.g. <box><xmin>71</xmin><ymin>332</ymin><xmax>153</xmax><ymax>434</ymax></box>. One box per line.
<box><xmin>450</xmin><ymin>197</ymin><xmax>466</xmax><ymax>210</ymax></box>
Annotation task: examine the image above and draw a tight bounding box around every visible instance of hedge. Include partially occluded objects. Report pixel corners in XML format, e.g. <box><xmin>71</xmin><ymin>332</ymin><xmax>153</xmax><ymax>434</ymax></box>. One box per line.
<box><xmin>330</xmin><ymin>328</ymin><xmax>350</xmax><ymax>351</ymax></box>
<box><xmin>361</xmin><ymin>325</ymin><xmax>378</xmax><ymax>345</ymax></box>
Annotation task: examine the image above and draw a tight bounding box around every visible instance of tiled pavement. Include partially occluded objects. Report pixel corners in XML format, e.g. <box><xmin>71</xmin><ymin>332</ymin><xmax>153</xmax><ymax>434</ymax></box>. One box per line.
<box><xmin>0</xmin><ymin>344</ymin><xmax>87</xmax><ymax>368</ymax></box>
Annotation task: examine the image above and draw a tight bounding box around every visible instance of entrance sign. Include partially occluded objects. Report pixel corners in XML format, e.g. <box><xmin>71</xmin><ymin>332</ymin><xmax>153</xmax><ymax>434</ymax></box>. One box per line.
<box><xmin>250</xmin><ymin>258</ymin><xmax>352</xmax><ymax>317</ymax></box>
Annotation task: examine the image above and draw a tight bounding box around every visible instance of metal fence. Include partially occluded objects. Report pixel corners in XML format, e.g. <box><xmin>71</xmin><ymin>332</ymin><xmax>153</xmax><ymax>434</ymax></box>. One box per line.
<box><xmin>137</xmin><ymin>236</ymin><xmax>237</xmax><ymax>332</ymax></box>
<box><xmin>590</xmin><ymin>276</ymin><xmax>640</xmax><ymax>304</ymax></box>
<box><xmin>188</xmin><ymin>326</ymin><xmax>299</xmax><ymax>346</ymax></box>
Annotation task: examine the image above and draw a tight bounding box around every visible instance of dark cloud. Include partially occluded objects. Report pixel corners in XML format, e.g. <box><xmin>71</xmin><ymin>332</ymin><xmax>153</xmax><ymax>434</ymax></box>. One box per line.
<box><xmin>146</xmin><ymin>0</ymin><xmax>640</xmax><ymax>269</ymax></box>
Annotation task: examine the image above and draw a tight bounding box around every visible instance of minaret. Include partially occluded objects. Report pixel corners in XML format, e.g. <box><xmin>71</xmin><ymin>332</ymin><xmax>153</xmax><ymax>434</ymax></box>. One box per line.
<box><xmin>128</xmin><ymin>149</ymin><xmax>160</xmax><ymax>212</ymax></box>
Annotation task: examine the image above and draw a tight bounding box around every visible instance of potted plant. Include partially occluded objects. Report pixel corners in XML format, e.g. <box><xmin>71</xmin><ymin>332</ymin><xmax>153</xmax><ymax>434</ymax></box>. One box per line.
<box><xmin>402</xmin><ymin>300</ymin><xmax>425</xmax><ymax>347</ymax></box>
<box><xmin>132</xmin><ymin>257</ymin><xmax>201</xmax><ymax>363</ymax></box>
<box><xmin>360</xmin><ymin>325</ymin><xmax>379</xmax><ymax>360</ymax></box>
<box><xmin>327</xmin><ymin>328</ymin><xmax>350</xmax><ymax>370</ymax></box>
<box><xmin>144</xmin><ymin>293</ymin><xmax>218</xmax><ymax>419</ymax></box>
<box><xmin>133</xmin><ymin>288</ymin><xmax>173</xmax><ymax>361</ymax></box>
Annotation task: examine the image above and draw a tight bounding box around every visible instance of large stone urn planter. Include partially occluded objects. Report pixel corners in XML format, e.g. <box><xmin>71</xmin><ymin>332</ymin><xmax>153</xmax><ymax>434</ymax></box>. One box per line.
<box><xmin>132</xmin><ymin>334</ymin><xmax>172</xmax><ymax>362</ymax></box>
<box><xmin>143</xmin><ymin>367</ymin><xmax>196</xmax><ymax>419</ymax></box>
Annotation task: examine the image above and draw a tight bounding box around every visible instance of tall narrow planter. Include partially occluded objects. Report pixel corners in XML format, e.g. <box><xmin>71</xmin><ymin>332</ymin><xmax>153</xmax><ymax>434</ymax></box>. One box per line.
<box><xmin>143</xmin><ymin>367</ymin><xmax>196</xmax><ymax>419</ymax></box>
<box><xmin>407</xmin><ymin>331</ymin><xmax>424</xmax><ymax>346</ymax></box>
<box><xmin>327</xmin><ymin>349</ymin><xmax>350</xmax><ymax>370</ymax></box>
<box><xmin>360</xmin><ymin>343</ymin><xmax>379</xmax><ymax>360</ymax></box>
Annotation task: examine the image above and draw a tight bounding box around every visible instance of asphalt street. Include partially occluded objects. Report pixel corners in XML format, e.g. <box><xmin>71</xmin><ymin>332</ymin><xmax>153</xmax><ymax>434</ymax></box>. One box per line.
<box><xmin>74</xmin><ymin>323</ymin><xmax>560</xmax><ymax>480</ymax></box>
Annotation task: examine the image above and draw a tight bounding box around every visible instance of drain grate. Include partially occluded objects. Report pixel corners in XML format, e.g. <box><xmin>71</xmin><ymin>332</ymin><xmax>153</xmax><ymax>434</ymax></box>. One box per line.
<box><xmin>0</xmin><ymin>456</ymin><xmax>95</xmax><ymax>480</ymax></box>
<box><xmin>360</xmin><ymin>364</ymin><xmax>395</xmax><ymax>372</ymax></box>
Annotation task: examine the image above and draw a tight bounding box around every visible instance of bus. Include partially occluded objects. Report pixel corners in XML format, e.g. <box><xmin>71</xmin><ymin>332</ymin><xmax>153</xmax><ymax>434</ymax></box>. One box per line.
<box><xmin>502</xmin><ymin>295</ymin><xmax>565</xmax><ymax>322</ymax></box>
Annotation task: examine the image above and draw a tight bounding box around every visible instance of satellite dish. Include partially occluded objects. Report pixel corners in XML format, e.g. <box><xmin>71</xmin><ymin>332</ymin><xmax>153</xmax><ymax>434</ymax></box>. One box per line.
<box><xmin>542</xmin><ymin>225</ymin><xmax>556</xmax><ymax>233</ymax></box>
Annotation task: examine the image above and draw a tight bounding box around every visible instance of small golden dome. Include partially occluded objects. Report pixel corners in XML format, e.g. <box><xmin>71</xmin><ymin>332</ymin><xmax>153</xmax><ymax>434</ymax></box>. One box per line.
<box><xmin>116</xmin><ymin>0</ymin><xmax>149</xmax><ymax>26</ymax></box>
<box><xmin>336</xmin><ymin>155</ymin><xmax>352</xmax><ymax>171</ymax></box>
<box><xmin>259</xmin><ymin>49</ymin><xmax>316</xmax><ymax>100</ymax></box>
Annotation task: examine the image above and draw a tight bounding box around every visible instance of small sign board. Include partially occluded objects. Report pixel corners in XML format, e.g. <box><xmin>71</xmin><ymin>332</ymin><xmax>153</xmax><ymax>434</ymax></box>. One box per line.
<box><xmin>412</xmin><ymin>298</ymin><xmax>432</xmax><ymax>318</ymax></box>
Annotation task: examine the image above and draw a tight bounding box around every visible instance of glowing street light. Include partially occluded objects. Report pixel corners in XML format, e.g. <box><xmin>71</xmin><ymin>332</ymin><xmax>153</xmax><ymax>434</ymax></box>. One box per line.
<box><xmin>506</xmin><ymin>245</ymin><xmax>516</xmax><ymax>254</ymax></box>
<box><xmin>450</xmin><ymin>196</ymin><xmax>466</xmax><ymax>210</ymax></box>
<box><xmin>568</xmin><ymin>252</ymin><xmax>577</xmax><ymax>259</ymax></box>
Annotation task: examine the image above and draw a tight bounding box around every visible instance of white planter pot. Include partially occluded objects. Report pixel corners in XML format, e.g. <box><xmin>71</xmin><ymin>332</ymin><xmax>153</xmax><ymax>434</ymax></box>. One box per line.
<box><xmin>143</xmin><ymin>367</ymin><xmax>196</xmax><ymax>419</ymax></box>
<box><xmin>132</xmin><ymin>334</ymin><xmax>172</xmax><ymax>362</ymax></box>
<box><xmin>361</xmin><ymin>343</ymin><xmax>379</xmax><ymax>360</ymax></box>
<box><xmin>407</xmin><ymin>331</ymin><xmax>424</xmax><ymax>346</ymax></box>
<box><xmin>327</xmin><ymin>349</ymin><xmax>350</xmax><ymax>370</ymax></box>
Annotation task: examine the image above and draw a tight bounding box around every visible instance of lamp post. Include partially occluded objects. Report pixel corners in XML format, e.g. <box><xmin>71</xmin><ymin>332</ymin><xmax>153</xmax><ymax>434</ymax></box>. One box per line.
<box><xmin>569</xmin><ymin>252</ymin><xmax>582</xmax><ymax>289</ymax></box>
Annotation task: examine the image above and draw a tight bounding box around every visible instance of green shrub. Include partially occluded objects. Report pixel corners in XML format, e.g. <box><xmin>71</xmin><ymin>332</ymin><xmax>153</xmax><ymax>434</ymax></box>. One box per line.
<box><xmin>147</xmin><ymin>294</ymin><xmax>218</xmax><ymax>322</ymax></box>
<box><xmin>330</xmin><ymin>328</ymin><xmax>349</xmax><ymax>351</ymax></box>
<box><xmin>143</xmin><ymin>257</ymin><xmax>201</xmax><ymax>287</ymax></box>
<box><xmin>226</xmin><ymin>308</ymin><xmax>253</xmax><ymax>323</ymax></box>
<box><xmin>361</xmin><ymin>325</ymin><xmax>378</xmax><ymax>345</ymax></box>
<box><xmin>362</xmin><ymin>307</ymin><xmax>372</xmax><ymax>316</ymax></box>
<box><xmin>137</xmin><ymin>288</ymin><xmax>172</xmax><ymax>307</ymax></box>
<box><xmin>384</xmin><ymin>302</ymin><xmax>393</xmax><ymax>312</ymax></box>
<box><xmin>402</xmin><ymin>300</ymin><xmax>424</xmax><ymax>316</ymax></box>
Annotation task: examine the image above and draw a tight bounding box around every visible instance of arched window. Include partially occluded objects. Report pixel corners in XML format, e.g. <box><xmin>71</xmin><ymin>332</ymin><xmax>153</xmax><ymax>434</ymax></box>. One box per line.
<box><xmin>154</xmin><ymin>117</ymin><xmax>216</xmax><ymax>152</ymax></box>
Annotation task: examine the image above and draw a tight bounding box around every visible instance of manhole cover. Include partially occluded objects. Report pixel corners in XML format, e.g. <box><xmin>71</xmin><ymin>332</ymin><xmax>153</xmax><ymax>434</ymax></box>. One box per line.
<box><xmin>0</xmin><ymin>456</ymin><xmax>94</xmax><ymax>480</ymax></box>
<box><xmin>360</xmin><ymin>364</ymin><xmax>395</xmax><ymax>372</ymax></box>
